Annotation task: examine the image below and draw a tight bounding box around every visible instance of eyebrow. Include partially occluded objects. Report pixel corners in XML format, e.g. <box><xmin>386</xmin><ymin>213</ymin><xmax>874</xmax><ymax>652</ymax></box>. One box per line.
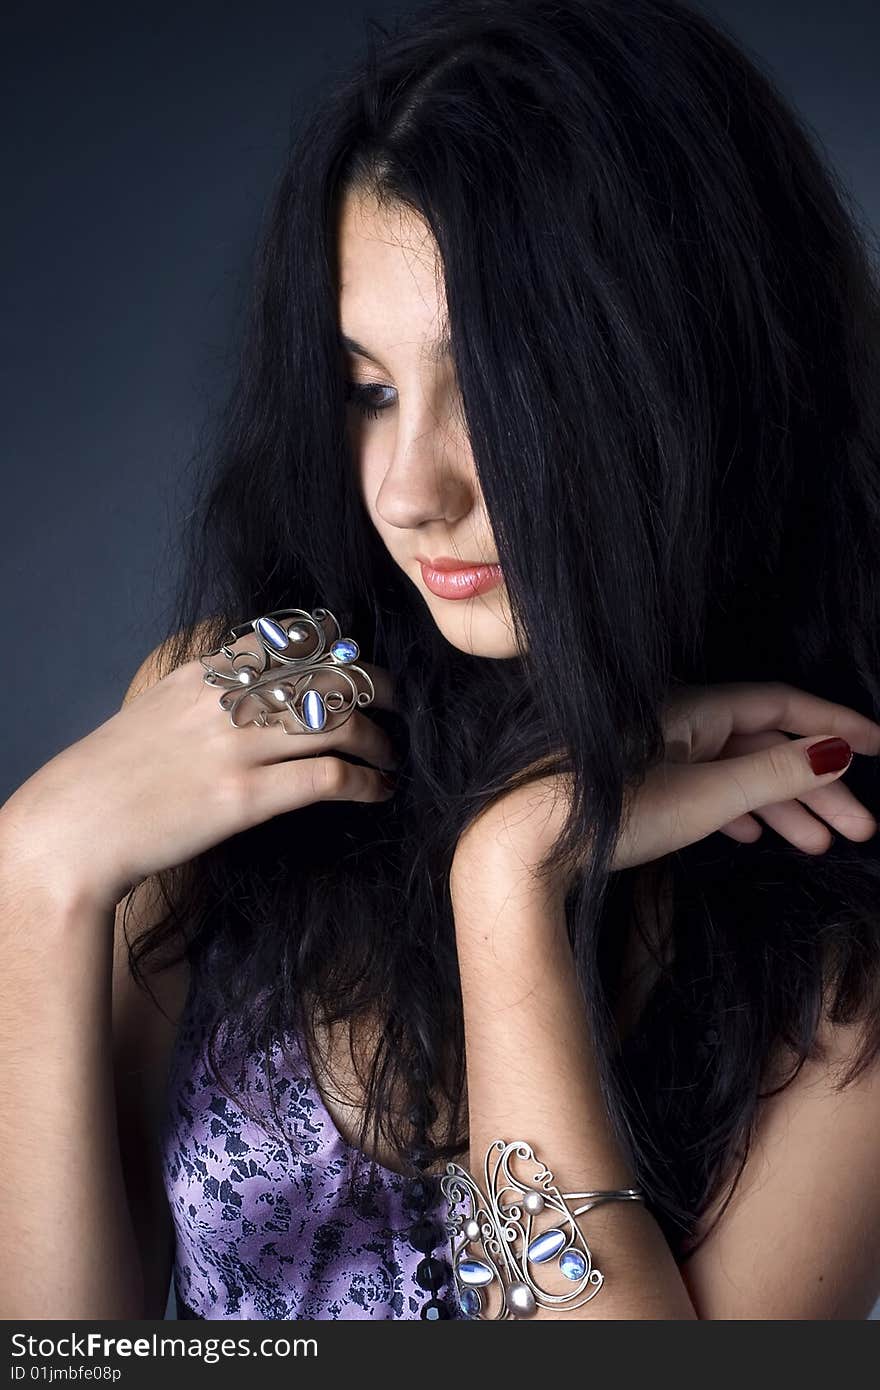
<box><xmin>339</xmin><ymin>330</ymin><xmax>453</xmax><ymax>366</ymax></box>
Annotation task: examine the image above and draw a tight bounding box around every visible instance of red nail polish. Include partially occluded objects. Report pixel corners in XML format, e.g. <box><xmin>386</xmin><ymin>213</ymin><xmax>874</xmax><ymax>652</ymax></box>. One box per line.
<box><xmin>806</xmin><ymin>737</ymin><xmax>853</xmax><ymax>775</ymax></box>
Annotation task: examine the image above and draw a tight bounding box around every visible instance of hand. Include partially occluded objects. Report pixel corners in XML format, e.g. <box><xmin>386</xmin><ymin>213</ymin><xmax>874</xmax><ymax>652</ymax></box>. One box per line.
<box><xmin>450</xmin><ymin>682</ymin><xmax>880</xmax><ymax>904</ymax></box>
<box><xmin>0</xmin><ymin>627</ymin><xmax>400</xmax><ymax>914</ymax></box>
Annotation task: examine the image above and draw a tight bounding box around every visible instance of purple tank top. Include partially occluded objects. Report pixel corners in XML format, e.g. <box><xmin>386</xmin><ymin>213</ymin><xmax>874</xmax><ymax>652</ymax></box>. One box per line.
<box><xmin>160</xmin><ymin>972</ymin><xmax>463</xmax><ymax>1320</ymax></box>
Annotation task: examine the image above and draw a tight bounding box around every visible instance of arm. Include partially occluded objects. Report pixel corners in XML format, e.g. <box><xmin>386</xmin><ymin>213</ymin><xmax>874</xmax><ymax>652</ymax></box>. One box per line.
<box><xmin>451</xmin><ymin>860</ymin><xmax>697</xmax><ymax>1320</ymax></box>
<box><xmin>0</xmin><ymin>642</ymin><xmax>188</xmax><ymax>1319</ymax></box>
<box><xmin>453</xmin><ymin>859</ymin><xmax>880</xmax><ymax>1319</ymax></box>
<box><xmin>450</xmin><ymin>686</ymin><xmax>880</xmax><ymax>1320</ymax></box>
<box><xmin>0</xmin><ymin>863</ymin><xmax>147</xmax><ymax>1319</ymax></box>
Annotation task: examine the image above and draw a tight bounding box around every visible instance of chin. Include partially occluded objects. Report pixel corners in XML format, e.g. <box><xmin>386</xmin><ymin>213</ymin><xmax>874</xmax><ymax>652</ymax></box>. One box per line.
<box><xmin>442</xmin><ymin>631</ymin><xmax>521</xmax><ymax>659</ymax></box>
<box><xmin>430</xmin><ymin>604</ymin><xmax>523</xmax><ymax>660</ymax></box>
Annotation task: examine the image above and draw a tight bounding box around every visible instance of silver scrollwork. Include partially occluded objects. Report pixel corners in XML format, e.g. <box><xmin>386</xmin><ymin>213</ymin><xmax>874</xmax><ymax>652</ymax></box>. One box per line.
<box><xmin>440</xmin><ymin>1138</ymin><xmax>645</xmax><ymax>1319</ymax></box>
<box><xmin>200</xmin><ymin>607</ymin><xmax>376</xmax><ymax>734</ymax></box>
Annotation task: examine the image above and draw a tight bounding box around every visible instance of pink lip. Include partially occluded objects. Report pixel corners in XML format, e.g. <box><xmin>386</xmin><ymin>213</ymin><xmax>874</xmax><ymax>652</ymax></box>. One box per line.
<box><xmin>418</xmin><ymin>559</ymin><xmax>504</xmax><ymax>600</ymax></box>
<box><xmin>418</xmin><ymin>554</ymin><xmax>499</xmax><ymax>571</ymax></box>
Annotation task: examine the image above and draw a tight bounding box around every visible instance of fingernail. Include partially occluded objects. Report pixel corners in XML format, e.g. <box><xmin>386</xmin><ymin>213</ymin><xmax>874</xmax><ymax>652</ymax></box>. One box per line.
<box><xmin>380</xmin><ymin>769</ymin><xmax>398</xmax><ymax>790</ymax></box>
<box><xmin>806</xmin><ymin>737</ymin><xmax>853</xmax><ymax>775</ymax></box>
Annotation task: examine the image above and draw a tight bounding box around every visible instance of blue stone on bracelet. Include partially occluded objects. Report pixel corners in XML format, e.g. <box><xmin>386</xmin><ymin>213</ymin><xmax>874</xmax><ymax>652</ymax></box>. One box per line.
<box><xmin>560</xmin><ymin>1250</ymin><xmax>587</xmax><ymax>1281</ymax></box>
<box><xmin>458</xmin><ymin>1287</ymin><xmax>482</xmax><ymax>1317</ymax></box>
<box><xmin>457</xmin><ymin>1258</ymin><xmax>494</xmax><ymax>1286</ymax></box>
<box><xmin>331</xmin><ymin>638</ymin><xmax>359</xmax><ymax>662</ymax></box>
<box><xmin>526</xmin><ymin>1227</ymin><xmax>567</xmax><ymax>1264</ymax></box>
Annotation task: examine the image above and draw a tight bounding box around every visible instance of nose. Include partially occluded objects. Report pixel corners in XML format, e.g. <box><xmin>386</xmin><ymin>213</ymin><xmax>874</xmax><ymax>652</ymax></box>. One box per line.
<box><xmin>374</xmin><ymin>434</ymin><xmax>474</xmax><ymax>532</ymax></box>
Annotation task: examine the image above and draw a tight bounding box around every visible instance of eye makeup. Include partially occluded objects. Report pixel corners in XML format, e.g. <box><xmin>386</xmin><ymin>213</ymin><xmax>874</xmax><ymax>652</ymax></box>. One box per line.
<box><xmin>344</xmin><ymin>380</ymin><xmax>396</xmax><ymax>419</ymax></box>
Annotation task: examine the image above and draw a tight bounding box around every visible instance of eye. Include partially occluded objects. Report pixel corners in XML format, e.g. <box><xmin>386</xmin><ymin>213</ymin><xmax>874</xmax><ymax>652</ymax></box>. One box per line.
<box><xmin>344</xmin><ymin>381</ymin><xmax>396</xmax><ymax>420</ymax></box>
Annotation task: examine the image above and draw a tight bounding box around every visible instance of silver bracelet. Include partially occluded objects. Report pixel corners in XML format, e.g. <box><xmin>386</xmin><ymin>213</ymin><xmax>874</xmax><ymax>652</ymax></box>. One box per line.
<box><xmin>440</xmin><ymin>1139</ymin><xmax>645</xmax><ymax>1319</ymax></box>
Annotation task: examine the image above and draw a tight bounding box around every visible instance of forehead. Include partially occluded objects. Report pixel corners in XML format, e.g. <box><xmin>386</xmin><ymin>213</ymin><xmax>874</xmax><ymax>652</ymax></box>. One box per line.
<box><xmin>336</xmin><ymin>188</ymin><xmax>447</xmax><ymax>337</ymax></box>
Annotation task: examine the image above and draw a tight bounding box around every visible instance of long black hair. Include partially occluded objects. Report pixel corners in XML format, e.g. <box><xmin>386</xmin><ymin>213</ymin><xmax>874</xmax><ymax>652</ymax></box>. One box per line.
<box><xmin>130</xmin><ymin>0</ymin><xmax>880</xmax><ymax>1259</ymax></box>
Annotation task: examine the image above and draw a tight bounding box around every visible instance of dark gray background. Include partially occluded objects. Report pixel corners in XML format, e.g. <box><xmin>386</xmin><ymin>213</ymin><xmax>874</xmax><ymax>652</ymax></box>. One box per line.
<box><xmin>2</xmin><ymin>0</ymin><xmax>878</xmax><ymax>1322</ymax></box>
<box><xmin>2</xmin><ymin>0</ymin><xmax>878</xmax><ymax>803</ymax></box>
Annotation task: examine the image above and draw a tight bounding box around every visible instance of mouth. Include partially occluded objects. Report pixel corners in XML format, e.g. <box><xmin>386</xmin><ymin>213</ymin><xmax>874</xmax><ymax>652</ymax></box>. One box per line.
<box><xmin>416</xmin><ymin>556</ymin><xmax>504</xmax><ymax>600</ymax></box>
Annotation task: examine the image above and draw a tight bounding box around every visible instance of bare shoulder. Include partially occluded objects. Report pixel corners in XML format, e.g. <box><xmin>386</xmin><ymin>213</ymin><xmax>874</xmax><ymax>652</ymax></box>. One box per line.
<box><xmin>680</xmin><ymin>1015</ymin><xmax>880</xmax><ymax>1319</ymax></box>
<box><xmin>123</xmin><ymin>616</ymin><xmax>226</xmax><ymax>703</ymax></box>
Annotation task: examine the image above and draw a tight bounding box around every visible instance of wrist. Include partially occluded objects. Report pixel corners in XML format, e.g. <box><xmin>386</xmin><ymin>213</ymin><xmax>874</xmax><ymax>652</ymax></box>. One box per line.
<box><xmin>0</xmin><ymin>810</ymin><xmax>121</xmax><ymax>920</ymax></box>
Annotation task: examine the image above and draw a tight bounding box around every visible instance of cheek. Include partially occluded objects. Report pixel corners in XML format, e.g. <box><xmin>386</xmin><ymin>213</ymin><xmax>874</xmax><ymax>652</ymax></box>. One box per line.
<box><xmin>353</xmin><ymin>448</ymin><xmax>386</xmax><ymax>534</ymax></box>
<box><xmin>345</xmin><ymin>421</ymin><xmax>369</xmax><ymax>493</ymax></box>
<box><xmin>352</xmin><ymin>437</ymin><xmax>385</xmax><ymax>503</ymax></box>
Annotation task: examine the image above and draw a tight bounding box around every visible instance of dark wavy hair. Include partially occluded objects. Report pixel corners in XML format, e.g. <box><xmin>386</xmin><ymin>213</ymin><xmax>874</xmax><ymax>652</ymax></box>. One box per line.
<box><xmin>129</xmin><ymin>0</ymin><xmax>880</xmax><ymax>1260</ymax></box>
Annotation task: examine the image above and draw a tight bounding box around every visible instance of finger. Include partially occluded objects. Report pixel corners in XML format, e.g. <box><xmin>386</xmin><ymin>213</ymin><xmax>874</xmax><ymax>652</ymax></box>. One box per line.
<box><xmin>717</xmin><ymin>723</ymin><xmax>877</xmax><ymax>842</ymax></box>
<box><xmin>326</xmin><ymin>707</ymin><xmax>400</xmax><ymax>772</ymax></box>
<box><xmin>669</xmin><ymin>682</ymin><xmax>880</xmax><ymax>762</ymax></box>
<box><xmin>721</xmin><ymin>789</ymin><xmax>878</xmax><ymax>851</ymax></box>
<box><xmin>347</xmin><ymin>662</ymin><xmax>398</xmax><ymax>712</ymax></box>
<box><xmin>672</xmin><ymin>735</ymin><xmax>857</xmax><ymax>849</ymax></box>
<box><xmin>718</xmin><ymin>812</ymin><xmax>764</xmax><ymax>842</ymax></box>
<box><xmin>256</xmin><ymin>755</ymin><xmax>395</xmax><ymax>818</ymax></box>
<box><xmin>749</xmin><ymin>800</ymin><xmax>833</xmax><ymax>854</ymax></box>
<box><xmin>789</xmin><ymin>781</ymin><xmax>878</xmax><ymax>841</ymax></box>
<box><xmin>197</xmin><ymin>652</ymin><xmax>399</xmax><ymax>767</ymax></box>
<box><xmin>254</xmin><ymin>708</ymin><xmax>399</xmax><ymax>771</ymax></box>
<box><xmin>719</xmin><ymin>726</ymin><xmax>877</xmax><ymax>844</ymax></box>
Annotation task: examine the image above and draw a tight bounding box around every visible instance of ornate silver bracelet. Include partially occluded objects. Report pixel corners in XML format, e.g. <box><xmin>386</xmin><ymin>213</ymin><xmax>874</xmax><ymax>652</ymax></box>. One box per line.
<box><xmin>439</xmin><ymin>1139</ymin><xmax>645</xmax><ymax>1319</ymax></box>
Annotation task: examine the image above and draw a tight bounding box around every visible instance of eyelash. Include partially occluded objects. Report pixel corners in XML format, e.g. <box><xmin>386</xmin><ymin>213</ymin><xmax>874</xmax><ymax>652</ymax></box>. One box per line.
<box><xmin>344</xmin><ymin>381</ymin><xmax>396</xmax><ymax>420</ymax></box>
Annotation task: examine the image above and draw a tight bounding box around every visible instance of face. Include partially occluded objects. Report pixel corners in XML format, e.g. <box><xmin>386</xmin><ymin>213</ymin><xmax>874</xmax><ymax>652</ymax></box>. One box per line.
<box><xmin>336</xmin><ymin>186</ymin><xmax>520</xmax><ymax>659</ymax></box>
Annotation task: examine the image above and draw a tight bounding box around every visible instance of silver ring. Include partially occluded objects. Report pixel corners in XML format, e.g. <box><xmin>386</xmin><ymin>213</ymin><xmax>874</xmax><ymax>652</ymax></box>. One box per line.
<box><xmin>199</xmin><ymin>606</ymin><xmax>376</xmax><ymax>734</ymax></box>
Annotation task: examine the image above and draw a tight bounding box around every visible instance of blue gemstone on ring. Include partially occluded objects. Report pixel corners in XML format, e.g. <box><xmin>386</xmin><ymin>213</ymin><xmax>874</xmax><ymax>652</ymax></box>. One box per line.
<box><xmin>330</xmin><ymin>638</ymin><xmax>358</xmax><ymax>663</ymax></box>
<box><xmin>559</xmin><ymin>1250</ymin><xmax>587</xmax><ymax>1281</ymax></box>
<box><xmin>303</xmin><ymin>689</ymin><xmax>326</xmax><ymax>730</ymax></box>
<box><xmin>256</xmin><ymin>616</ymin><xmax>289</xmax><ymax>651</ymax></box>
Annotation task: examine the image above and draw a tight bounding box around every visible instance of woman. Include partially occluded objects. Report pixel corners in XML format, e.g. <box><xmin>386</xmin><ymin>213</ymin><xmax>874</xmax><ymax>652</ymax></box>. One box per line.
<box><xmin>2</xmin><ymin>0</ymin><xmax>880</xmax><ymax>1321</ymax></box>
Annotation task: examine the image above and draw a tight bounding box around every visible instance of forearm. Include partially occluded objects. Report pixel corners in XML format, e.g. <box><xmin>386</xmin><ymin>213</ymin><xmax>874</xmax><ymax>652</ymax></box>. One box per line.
<box><xmin>452</xmin><ymin>861</ymin><xmax>697</xmax><ymax>1320</ymax></box>
<box><xmin>0</xmin><ymin>849</ymin><xmax>145</xmax><ymax>1318</ymax></box>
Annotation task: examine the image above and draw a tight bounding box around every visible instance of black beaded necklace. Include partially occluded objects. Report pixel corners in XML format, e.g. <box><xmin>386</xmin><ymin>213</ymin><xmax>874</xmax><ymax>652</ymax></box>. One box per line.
<box><xmin>404</xmin><ymin>1105</ymin><xmax>455</xmax><ymax>1319</ymax></box>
